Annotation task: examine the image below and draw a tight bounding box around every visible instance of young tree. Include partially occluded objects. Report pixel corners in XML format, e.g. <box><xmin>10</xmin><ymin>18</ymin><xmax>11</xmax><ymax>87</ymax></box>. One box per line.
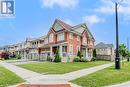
<box><xmin>54</xmin><ymin>49</ymin><xmax>61</xmax><ymax>62</ymax></box>
<box><xmin>119</xmin><ymin>44</ymin><xmax>128</xmax><ymax>58</ymax></box>
<box><xmin>93</xmin><ymin>49</ymin><xmax>97</xmax><ymax>58</ymax></box>
<box><xmin>77</xmin><ymin>50</ymin><xmax>82</xmax><ymax>59</ymax></box>
<box><xmin>127</xmin><ymin>51</ymin><xmax>130</xmax><ymax>62</ymax></box>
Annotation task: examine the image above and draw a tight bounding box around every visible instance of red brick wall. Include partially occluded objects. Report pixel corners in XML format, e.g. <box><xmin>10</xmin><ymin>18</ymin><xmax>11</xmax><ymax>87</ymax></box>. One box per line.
<box><xmin>67</xmin><ymin>32</ymin><xmax>81</xmax><ymax>55</ymax></box>
<box><xmin>64</xmin><ymin>32</ymin><xmax>67</xmax><ymax>41</ymax></box>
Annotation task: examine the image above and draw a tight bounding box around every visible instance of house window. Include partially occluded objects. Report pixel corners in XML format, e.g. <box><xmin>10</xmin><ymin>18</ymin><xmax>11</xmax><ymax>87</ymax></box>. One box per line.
<box><xmin>83</xmin><ymin>37</ymin><xmax>87</xmax><ymax>44</ymax></box>
<box><xmin>77</xmin><ymin>36</ymin><xmax>80</xmax><ymax>41</ymax></box>
<box><xmin>49</xmin><ymin>33</ymin><xmax>54</xmax><ymax>43</ymax></box>
<box><xmin>58</xmin><ymin>33</ymin><xmax>64</xmax><ymax>41</ymax></box>
<box><xmin>69</xmin><ymin>33</ymin><xmax>73</xmax><ymax>39</ymax></box>
<box><xmin>69</xmin><ymin>45</ymin><xmax>73</xmax><ymax>54</ymax></box>
<box><xmin>90</xmin><ymin>40</ymin><xmax>93</xmax><ymax>45</ymax></box>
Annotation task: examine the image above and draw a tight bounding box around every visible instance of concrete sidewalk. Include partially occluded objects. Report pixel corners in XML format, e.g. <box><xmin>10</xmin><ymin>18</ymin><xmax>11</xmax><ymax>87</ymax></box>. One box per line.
<box><xmin>0</xmin><ymin>60</ymin><xmax>114</xmax><ymax>87</ymax></box>
<box><xmin>64</xmin><ymin>62</ymin><xmax>114</xmax><ymax>81</ymax></box>
<box><xmin>106</xmin><ymin>81</ymin><xmax>130</xmax><ymax>87</ymax></box>
<box><xmin>0</xmin><ymin>61</ymin><xmax>42</xmax><ymax>80</ymax></box>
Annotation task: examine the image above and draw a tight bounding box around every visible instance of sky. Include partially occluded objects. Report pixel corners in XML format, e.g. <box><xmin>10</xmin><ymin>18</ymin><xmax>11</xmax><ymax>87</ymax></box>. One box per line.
<box><xmin>0</xmin><ymin>0</ymin><xmax>130</xmax><ymax>49</ymax></box>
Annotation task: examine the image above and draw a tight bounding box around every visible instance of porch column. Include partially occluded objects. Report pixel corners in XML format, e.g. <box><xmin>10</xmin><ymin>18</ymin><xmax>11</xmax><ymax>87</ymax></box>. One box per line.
<box><xmin>50</xmin><ymin>46</ymin><xmax>52</xmax><ymax>56</ymax></box>
<box><xmin>59</xmin><ymin>45</ymin><xmax>63</xmax><ymax>58</ymax></box>
<box><xmin>86</xmin><ymin>48</ymin><xmax>88</xmax><ymax>58</ymax></box>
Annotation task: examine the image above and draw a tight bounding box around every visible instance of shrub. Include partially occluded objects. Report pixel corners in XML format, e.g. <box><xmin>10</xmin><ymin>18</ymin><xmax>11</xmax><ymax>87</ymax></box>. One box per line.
<box><xmin>47</xmin><ymin>53</ymin><xmax>51</xmax><ymax>61</ymax></box>
<box><xmin>91</xmin><ymin>57</ymin><xmax>97</xmax><ymax>61</ymax></box>
<box><xmin>80</xmin><ymin>58</ymin><xmax>88</xmax><ymax>62</ymax></box>
<box><xmin>73</xmin><ymin>57</ymin><xmax>88</xmax><ymax>62</ymax></box>
<box><xmin>16</xmin><ymin>55</ymin><xmax>21</xmax><ymax>59</ymax></box>
<box><xmin>77</xmin><ymin>50</ymin><xmax>82</xmax><ymax>59</ymax></box>
<box><xmin>93</xmin><ymin>49</ymin><xmax>97</xmax><ymax>58</ymax></box>
<box><xmin>73</xmin><ymin>57</ymin><xmax>80</xmax><ymax>62</ymax></box>
<box><xmin>54</xmin><ymin>50</ymin><xmax>61</xmax><ymax>62</ymax></box>
<box><xmin>0</xmin><ymin>58</ymin><xmax>4</xmax><ymax>60</ymax></box>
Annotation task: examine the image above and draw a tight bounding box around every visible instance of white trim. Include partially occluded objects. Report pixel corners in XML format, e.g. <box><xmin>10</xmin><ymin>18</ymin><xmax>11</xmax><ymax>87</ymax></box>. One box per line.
<box><xmin>57</xmin><ymin>32</ymin><xmax>64</xmax><ymax>41</ymax></box>
<box><xmin>69</xmin><ymin>33</ymin><xmax>73</xmax><ymax>39</ymax></box>
<box><xmin>77</xmin><ymin>35</ymin><xmax>80</xmax><ymax>41</ymax></box>
<box><xmin>49</xmin><ymin>33</ymin><xmax>54</xmax><ymax>43</ymax></box>
<box><xmin>69</xmin><ymin>44</ymin><xmax>73</xmax><ymax>55</ymax></box>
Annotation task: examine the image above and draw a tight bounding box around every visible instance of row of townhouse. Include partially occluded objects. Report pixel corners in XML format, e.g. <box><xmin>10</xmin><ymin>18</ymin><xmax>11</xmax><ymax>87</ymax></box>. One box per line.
<box><xmin>2</xmin><ymin>19</ymin><xmax>95</xmax><ymax>61</ymax></box>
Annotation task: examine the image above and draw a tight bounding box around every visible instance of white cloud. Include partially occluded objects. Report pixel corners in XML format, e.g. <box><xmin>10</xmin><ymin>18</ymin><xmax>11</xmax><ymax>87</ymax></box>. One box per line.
<box><xmin>95</xmin><ymin>0</ymin><xmax>130</xmax><ymax>15</ymax></box>
<box><xmin>83</xmin><ymin>15</ymin><xmax>104</xmax><ymax>26</ymax></box>
<box><xmin>40</xmin><ymin>0</ymin><xmax>79</xmax><ymax>8</ymax></box>
<box><xmin>95</xmin><ymin>0</ymin><xmax>115</xmax><ymax>14</ymax></box>
<box><xmin>94</xmin><ymin>0</ymin><xmax>130</xmax><ymax>23</ymax></box>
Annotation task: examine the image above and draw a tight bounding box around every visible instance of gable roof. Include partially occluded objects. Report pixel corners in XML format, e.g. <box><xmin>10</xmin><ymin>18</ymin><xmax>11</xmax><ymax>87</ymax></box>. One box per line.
<box><xmin>57</xmin><ymin>19</ymin><xmax>72</xmax><ymax>29</ymax></box>
<box><xmin>51</xmin><ymin>19</ymin><xmax>95</xmax><ymax>40</ymax></box>
<box><xmin>26</xmin><ymin>35</ymin><xmax>46</xmax><ymax>42</ymax></box>
<box><xmin>95</xmin><ymin>42</ymin><xmax>114</xmax><ymax>49</ymax></box>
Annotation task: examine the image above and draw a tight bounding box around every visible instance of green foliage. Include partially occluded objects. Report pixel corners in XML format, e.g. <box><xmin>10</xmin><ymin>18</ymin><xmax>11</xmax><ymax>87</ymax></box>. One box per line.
<box><xmin>73</xmin><ymin>58</ymin><xmax>80</xmax><ymax>62</ymax></box>
<box><xmin>71</xmin><ymin>62</ymin><xmax>130</xmax><ymax>87</ymax></box>
<box><xmin>18</xmin><ymin>61</ymin><xmax>109</xmax><ymax>74</ymax></box>
<box><xmin>91</xmin><ymin>57</ymin><xmax>97</xmax><ymax>61</ymax></box>
<box><xmin>54</xmin><ymin>50</ymin><xmax>61</xmax><ymax>62</ymax></box>
<box><xmin>80</xmin><ymin>58</ymin><xmax>88</xmax><ymax>62</ymax></box>
<box><xmin>119</xmin><ymin>44</ymin><xmax>129</xmax><ymax>57</ymax></box>
<box><xmin>93</xmin><ymin>49</ymin><xmax>97</xmax><ymax>57</ymax></box>
<box><xmin>128</xmin><ymin>52</ymin><xmax>130</xmax><ymax>57</ymax></box>
<box><xmin>77</xmin><ymin>50</ymin><xmax>82</xmax><ymax>59</ymax></box>
<box><xmin>0</xmin><ymin>66</ymin><xmax>24</xmax><ymax>86</ymax></box>
<box><xmin>0</xmin><ymin>58</ymin><xmax>4</xmax><ymax>60</ymax></box>
<box><xmin>73</xmin><ymin>57</ymin><xmax>88</xmax><ymax>62</ymax></box>
<box><xmin>16</xmin><ymin>55</ymin><xmax>21</xmax><ymax>59</ymax></box>
<box><xmin>47</xmin><ymin>53</ymin><xmax>51</xmax><ymax>61</ymax></box>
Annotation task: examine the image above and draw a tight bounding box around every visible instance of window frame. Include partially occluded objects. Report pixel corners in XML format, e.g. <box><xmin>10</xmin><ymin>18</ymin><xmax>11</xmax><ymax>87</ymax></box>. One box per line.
<box><xmin>57</xmin><ymin>33</ymin><xmax>64</xmax><ymax>41</ymax></box>
<box><xmin>49</xmin><ymin>33</ymin><xmax>54</xmax><ymax>43</ymax></box>
<box><xmin>69</xmin><ymin>33</ymin><xmax>73</xmax><ymax>39</ymax></box>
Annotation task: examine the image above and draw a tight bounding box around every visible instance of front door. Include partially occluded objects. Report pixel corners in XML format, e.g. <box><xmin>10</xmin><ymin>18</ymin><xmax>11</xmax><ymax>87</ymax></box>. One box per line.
<box><xmin>52</xmin><ymin>46</ymin><xmax>59</xmax><ymax>54</ymax></box>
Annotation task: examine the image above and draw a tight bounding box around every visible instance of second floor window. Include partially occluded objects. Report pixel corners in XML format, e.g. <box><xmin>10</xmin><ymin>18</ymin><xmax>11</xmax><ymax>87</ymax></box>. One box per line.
<box><xmin>69</xmin><ymin>44</ymin><xmax>73</xmax><ymax>54</ymax></box>
<box><xmin>58</xmin><ymin>33</ymin><xmax>64</xmax><ymax>41</ymax></box>
<box><xmin>90</xmin><ymin>40</ymin><xmax>93</xmax><ymax>45</ymax></box>
<box><xmin>49</xmin><ymin>33</ymin><xmax>54</xmax><ymax>43</ymax></box>
<box><xmin>77</xmin><ymin>36</ymin><xmax>80</xmax><ymax>41</ymax></box>
<box><xmin>83</xmin><ymin>37</ymin><xmax>87</xmax><ymax>44</ymax></box>
<box><xmin>69</xmin><ymin>33</ymin><xmax>73</xmax><ymax>39</ymax></box>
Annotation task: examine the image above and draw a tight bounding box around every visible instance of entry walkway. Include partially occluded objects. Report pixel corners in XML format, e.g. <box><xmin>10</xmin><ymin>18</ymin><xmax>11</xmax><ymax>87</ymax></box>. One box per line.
<box><xmin>0</xmin><ymin>60</ymin><xmax>114</xmax><ymax>87</ymax></box>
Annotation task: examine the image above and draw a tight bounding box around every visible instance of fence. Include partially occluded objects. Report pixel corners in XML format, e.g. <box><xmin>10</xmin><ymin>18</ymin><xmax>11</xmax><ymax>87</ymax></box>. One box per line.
<box><xmin>21</xmin><ymin>53</ymin><xmax>47</xmax><ymax>61</ymax></box>
<box><xmin>96</xmin><ymin>55</ymin><xmax>114</xmax><ymax>61</ymax></box>
<box><xmin>20</xmin><ymin>53</ymin><xmax>75</xmax><ymax>62</ymax></box>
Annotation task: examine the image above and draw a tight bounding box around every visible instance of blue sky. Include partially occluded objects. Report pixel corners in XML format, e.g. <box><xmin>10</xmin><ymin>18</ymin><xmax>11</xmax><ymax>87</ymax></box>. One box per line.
<box><xmin>0</xmin><ymin>0</ymin><xmax>130</xmax><ymax>48</ymax></box>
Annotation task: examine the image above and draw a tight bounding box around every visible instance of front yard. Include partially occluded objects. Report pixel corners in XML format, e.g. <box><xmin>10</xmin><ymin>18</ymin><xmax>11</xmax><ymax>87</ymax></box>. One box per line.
<box><xmin>0</xmin><ymin>66</ymin><xmax>24</xmax><ymax>87</ymax></box>
<box><xmin>18</xmin><ymin>61</ymin><xmax>110</xmax><ymax>74</ymax></box>
<box><xmin>71</xmin><ymin>62</ymin><xmax>130</xmax><ymax>87</ymax></box>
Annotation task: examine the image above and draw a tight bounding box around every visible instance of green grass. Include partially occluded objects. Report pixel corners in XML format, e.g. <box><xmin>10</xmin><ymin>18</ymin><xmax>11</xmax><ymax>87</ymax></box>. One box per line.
<box><xmin>0</xmin><ymin>66</ymin><xmax>24</xmax><ymax>87</ymax></box>
<box><xmin>18</xmin><ymin>61</ymin><xmax>110</xmax><ymax>74</ymax></box>
<box><xmin>71</xmin><ymin>62</ymin><xmax>130</xmax><ymax>87</ymax></box>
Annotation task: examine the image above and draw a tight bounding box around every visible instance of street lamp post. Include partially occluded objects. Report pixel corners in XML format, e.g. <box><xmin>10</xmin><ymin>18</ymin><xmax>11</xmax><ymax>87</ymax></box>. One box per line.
<box><xmin>115</xmin><ymin>3</ymin><xmax>120</xmax><ymax>69</ymax></box>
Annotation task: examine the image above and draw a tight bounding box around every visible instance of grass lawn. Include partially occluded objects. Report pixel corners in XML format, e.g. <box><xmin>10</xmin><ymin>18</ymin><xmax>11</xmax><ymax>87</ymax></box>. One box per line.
<box><xmin>71</xmin><ymin>62</ymin><xmax>130</xmax><ymax>87</ymax></box>
<box><xmin>0</xmin><ymin>66</ymin><xmax>24</xmax><ymax>87</ymax></box>
<box><xmin>18</xmin><ymin>61</ymin><xmax>110</xmax><ymax>74</ymax></box>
